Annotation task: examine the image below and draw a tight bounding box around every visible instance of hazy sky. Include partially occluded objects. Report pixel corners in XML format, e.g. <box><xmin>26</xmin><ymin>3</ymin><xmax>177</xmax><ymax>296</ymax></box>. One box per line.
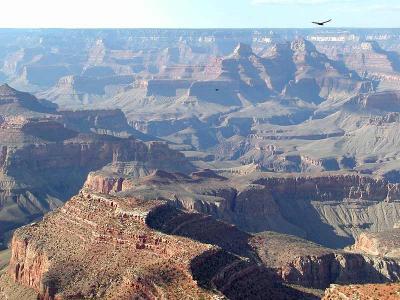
<box><xmin>0</xmin><ymin>0</ymin><xmax>399</xmax><ymax>28</ymax></box>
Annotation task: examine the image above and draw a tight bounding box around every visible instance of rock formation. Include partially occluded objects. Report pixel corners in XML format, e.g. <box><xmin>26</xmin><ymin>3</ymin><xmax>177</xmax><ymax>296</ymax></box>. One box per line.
<box><xmin>323</xmin><ymin>283</ymin><xmax>400</xmax><ymax>300</ymax></box>
<box><xmin>251</xmin><ymin>232</ymin><xmax>400</xmax><ymax>289</ymax></box>
<box><xmin>3</xmin><ymin>188</ymin><xmax>400</xmax><ymax>299</ymax></box>
<box><xmin>350</xmin><ymin>229</ymin><xmax>400</xmax><ymax>258</ymax></box>
<box><xmin>6</xmin><ymin>191</ymin><xmax>321</xmax><ymax>300</ymax></box>
<box><xmin>2</xmin><ymin>29</ymin><xmax>400</xmax><ymax>299</ymax></box>
<box><xmin>83</xmin><ymin>168</ymin><xmax>400</xmax><ymax>248</ymax></box>
<box><xmin>0</xmin><ymin>85</ymin><xmax>194</xmax><ymax>247</ymax></box>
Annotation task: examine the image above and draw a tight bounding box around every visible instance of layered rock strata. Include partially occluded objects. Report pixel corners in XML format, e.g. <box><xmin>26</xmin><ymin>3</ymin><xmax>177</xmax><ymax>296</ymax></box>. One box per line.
<box><xmin>7</xmin><ymin>191</ymin><xmax>317</xmax><ymax>300</ymax></box>
<box><xmin>85</xmin><ymin>169</ymin><xmax>400</xmax><ymax>248</ymax></box>
<box><xmin>350</xmin><ymin>229</ymin><xmax>400</xmax><ymax>258</ymax></box>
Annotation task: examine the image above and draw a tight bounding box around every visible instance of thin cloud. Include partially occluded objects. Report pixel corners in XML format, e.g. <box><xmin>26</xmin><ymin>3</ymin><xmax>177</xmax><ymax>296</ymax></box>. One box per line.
<box><xmin>332</xmin><ymin>2</ymin><xmax>400</xmax><ymax>13</ymax></box>
<box><xmin>252</xmin><ymin>0</ymin><xmax>354</xmax><ymax>4</ymax></box>
<box><xmin>365</xmin><ymin>4</ymin><xmax>400</xmax><ymax>12</ymax></box>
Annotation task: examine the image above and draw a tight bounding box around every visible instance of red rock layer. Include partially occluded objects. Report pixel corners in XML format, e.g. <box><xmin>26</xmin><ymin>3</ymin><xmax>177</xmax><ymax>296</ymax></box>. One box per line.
<box><xmin>323</xmin><ymin>283</ymin><xmax>400</xmax><ymax>300</ymax></box>
<box><xmin>8</xmin><ymin>191</ymin><xmax>218</xmax><ymax>299</ymax></box>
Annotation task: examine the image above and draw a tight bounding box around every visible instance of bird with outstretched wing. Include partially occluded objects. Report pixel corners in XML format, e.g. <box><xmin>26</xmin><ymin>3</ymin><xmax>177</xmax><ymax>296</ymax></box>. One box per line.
<box><xmin>312</xmin><ymin>19</ymin><xmax>332</xmax><ymax>26</ymax></box>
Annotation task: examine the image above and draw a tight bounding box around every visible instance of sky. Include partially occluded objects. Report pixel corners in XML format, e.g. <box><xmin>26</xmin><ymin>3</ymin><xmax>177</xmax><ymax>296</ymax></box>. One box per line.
<box><xmin>0</xmin><ymin>0</ymin><xmax>399</xmax><ymax>28</ymax></box>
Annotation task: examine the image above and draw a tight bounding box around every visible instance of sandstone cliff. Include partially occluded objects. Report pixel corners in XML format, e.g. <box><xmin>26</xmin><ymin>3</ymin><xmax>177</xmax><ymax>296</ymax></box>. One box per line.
<box><xmin>84</xmin><ymin>170</ymin><xmax>400</xmax><ymax>248</ymax></box>
<box><xmin>251</xmin><ymin>232</ymin><xmax>400</xmax><ymax>289</ymax></box>
<box><xmin>6</xmin><ymin>190</ymin><xmax>400</xmax><ymax>299</ymax></box>
<box><xmin>350</xmin><ymin>229</ymin><xmax>400</xmax><ymax>258</ymax></box>
<box><xmin>323</xmin><ymin>283</ymin><xmax>400</xmax><ymax>300</ymax></box>
<box><xmin>6</xmin><ymin>191</ymin><xmax>317</xmax><ymax>300</ymax></box>
<box><xmin>0</xmin><ymin>137</ymin><xmax>193</xmax><ymax>243</ymax></box>
<box><xmin>0</xmin><ymin>93</ymin><xmax>194</xmax><ymax>245</ymax></box>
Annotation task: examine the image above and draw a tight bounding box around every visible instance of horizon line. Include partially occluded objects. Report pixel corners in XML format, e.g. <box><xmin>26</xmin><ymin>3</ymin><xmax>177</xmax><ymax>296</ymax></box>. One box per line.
<box><xmin>0</xmin><ymin>27</ymin><xmax>399</xmax><ymax>30</ymax></box>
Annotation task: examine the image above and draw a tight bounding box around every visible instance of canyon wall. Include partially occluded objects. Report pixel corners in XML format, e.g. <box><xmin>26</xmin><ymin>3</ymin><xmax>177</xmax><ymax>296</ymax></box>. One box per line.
<box><xmin>7</xmin><ymin>191</ymin><xmax>317</xmax><ymax>299</ymax></box>
<box><xmin>84</xmin><ymin>171</ymin><xmax>400</xmax><ymax>248</ymax></box>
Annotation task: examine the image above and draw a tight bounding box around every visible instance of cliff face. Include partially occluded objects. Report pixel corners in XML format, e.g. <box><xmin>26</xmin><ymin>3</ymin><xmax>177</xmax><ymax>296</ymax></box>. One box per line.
<box><xmin>84</xmin><ymin>171</ymin><xmax>400</xmax><ymax>248</ymax></box>
<box><xmin>252</xmin><ymin>174</ymin><xmax>400</xmax><ymax>202</ymax></box>
<box><xmin>58</xmin><ymin>109</ymin><xmax>147</xmax><ymax>139</ymax></box>
<box><xmin>145</xmin><ymin>79</ymin><xmax>191</xmax><ymax>97</ymax></box>
<box><xmin>251</xmin><ymin>232</ymin><xmax>400</xmax><ymax>289</ymax></box>
<box><xmin>0</xmin><ymin>84</ymin><xmax>198</xmax><ymax>247</ymax></box>
<box><xmin>10</xmin><ymin>236</ymin><xmax>50</xmax><ymax>293</ymax></box>
<box><xmin>348</xmin><ymin>91</ymin><xmax>400</xmax><ymax>111</ymax></box>
<box><xmin>6</xmin><ymin>191</ymin><xmax>318</xmax><ymax>300</ymax></box>
<box><xmin>7</xmin><ymin>193</ymin><xmax>218</xmax><ymax>300</ymax></box>
<box><xmin>0</xmin><ymin>110</ymin><xmax>194</xmax><ymax>244</ymax></box>
<box><xmin>323</xmin><ymin>283</ymin><xmax>400</xmax><ymax>300</ymax></box>
<box><xmin>282</xmin><ymin>39</ymin><xmax>370</xmax><ymax>103</ymax></box>
<box><xmin>274</xmin><ymin>253</ymin><xmax>400</xmax><ymax>288</ymax></box>
<box><xmin>0</xmin><ymin>84</ymin><xmax>56</xmax><ymax>116</ymax></box>
<box><xmin>7</xmin><ymin>192</ymin><xmax>400</xmax><ymax>299</ymax></box>
<box><xmin>4</xmin><ymin>138</ymin><xmax>190</xmax><ymax>174</ymax></box>
<box><xmin>350</xmin><ymin>229</ymin><xmax>400</xmax><ymax>258</ymax></box>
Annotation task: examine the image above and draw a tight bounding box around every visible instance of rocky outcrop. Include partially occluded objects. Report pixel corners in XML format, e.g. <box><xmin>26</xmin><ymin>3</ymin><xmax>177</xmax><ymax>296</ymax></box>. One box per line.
<box><xmin>350</xmin><ymin>91</ymin><xmax>400</xmax><ymax>111</ymax></box>
<box><xmin>62</xmin><ymin>110</ymin><xmax>149</xmax><ymax>141</ymax></box>
<box><xmin>10</xmin><ymin>235</ymin><xmax>50</xmax><ymax>292</ymax></box>
<box><xmin>40</xmin><ymin>75</ymin><xmax>134</xmax><ymax>107</ymax></box>
<box><xmin>145</xmin><ymin>79</ymin><xmax>191</xmax><ymax>96</ymax></box>
<box><xmin>58</xmin><ymin>109</ymin><xmax>146</xmax><ymax>138</ymax></box>
<box><xmin>6</xmin><ymin>192</ymin><xmax>316</xmax><ymax>300</ymax></box>
<box><xmin>0</xmin><ymin>137</ymin><xmax>193</xmax><ymax>207</ymax></box>
<box><xmin>252</xmin><ymin>174</ymin><xmax>400</xmax><ymax>202</ymax></box>
<box><xmin>56</xmin><ymin>75</ymin><xmax>134</xmax><ymax>95</ymax></box>
<box><xmin>21</xmin><ymin>65</ymin><xmax>70</xmax><ymax>87</ymax></box>
<box><xmin>251</xmin><ymin>232</ymin><xmax>400</xmax><ymax>289</ymax></box>
<box><xmin>323</xmin><ymin>283</ymin><xmax>400</xmax><ymax>300</ymax></box>
<box><xmin>283</xmin><ymin>39</ymin><xmax>370</xmax><ymax>102</ymax></box>
<box><xmin>3</xmin><ymin>136</ymin><xmax>162</xmax><ymax>172</ymax></box>
<box><xmin>84</xmin><ymin>173</ymin><xmax>125</xmax><ymax>194</ymax></box>
<box><xmin>6</xmin><ymin>186</ymin><xmax>400</xmax><ymax>298</ymax></box>
<box><xmin>7</xmin><ymin>193</ymin><xmax>219</xmax><ymax>299</ymax></box>
<box><xmin>0</xmin><ymin>84</ymin><xmax>55</xmax><ymax>115</ymax></box>
<box><xmin>249</xmin><ymin>174</ymin><xmax>400</xmax><ymax>246</ymax></box>
<box><xmin>350</xmin><ymin>229</ymin><xmax>400</xmax><ymax>258</ymax></box>
<box><xmin>0</xmin><ymin>86</ymin><xmax>194</xmax><ymax>244</ymax></box>
<box><xmin>344</xmin><ymin>41</ymin><xmax>398</xmax><ymax>76</ymax></box>
<box><xmin>84</xmin><ymin>169</ymin><xmax>400</xmax><ymax>248</ymax></box>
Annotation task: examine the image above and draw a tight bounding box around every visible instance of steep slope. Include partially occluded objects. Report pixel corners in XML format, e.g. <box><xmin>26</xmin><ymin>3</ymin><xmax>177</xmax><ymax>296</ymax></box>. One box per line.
<box><xmin>323</xmin><ymin>283</ymin><xmax>400</xmax><ymax>300</ymax></box>
<box><xmin>0</xmin><ymin>85</ymin><xmax>193</xmax><ymax>247</ymax></box>
<box><xmin>251</xmin><ymin>232</ymin><xmax>400</xmax><ymax>288</ymax></box>
<box><xmin>84</xmin><ymin>168</ymin><xmax>400</xmax><ymax>249</ymax></box>
<box><xmin>282</xmin><ymin>39</ymin><xmax>370</xmax><ymax>103</ymax></box>
<box><xmin>4</xmin><ymin>188</ymin><xmax>400</xmax><ymax>299</ymax></box>
<box><xmin>0</xmin><ymin>83</ymin><xmax>56</xmax><ymax>116</ymax></box>
<box><xmin>5</xmin><ymin>191</ymin><xmax>320</xmax><ymax>300</ymax></box>
<box><xmin>350</xmin><ymin>228</ymin><xmax>400</xmax><ymax>258</ymax></box>
<box><xmin>38</xmin><ymin>75</ymin><xmax>134</xmax><ymax>108</ymax></box>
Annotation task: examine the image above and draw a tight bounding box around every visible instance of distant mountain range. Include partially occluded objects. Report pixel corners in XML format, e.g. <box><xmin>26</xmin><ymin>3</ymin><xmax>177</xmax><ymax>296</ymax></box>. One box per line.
<box><xmin>2</xmin><ymin>29</ymin><xmax>400</xmax><ymax>299</ymax></box>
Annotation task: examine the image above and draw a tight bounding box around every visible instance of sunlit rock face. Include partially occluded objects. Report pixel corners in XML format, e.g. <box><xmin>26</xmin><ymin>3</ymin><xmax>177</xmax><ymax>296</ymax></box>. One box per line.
<box><xmin>83</xmin><ymin>168</ymin><xmax>400</xmax><ymax>249</ymax></box>
<box><xmin>0</xmin><ymin>84</ymin><xmax>195</xmax><ymax>246</ymax></box>
<box><xmin>2</xmin><ymin>29</ymin><xmax>400</xmax><ymax>299</ymax></box>
<box><xmin>7</xmin><ymin>190</ymin><xmax>400</xmax><ymax>299</ymax></box>
<box><xmin>7</xmin><ymin>191</ymin><xmax>324</xmax><ymax>300</ymax></box>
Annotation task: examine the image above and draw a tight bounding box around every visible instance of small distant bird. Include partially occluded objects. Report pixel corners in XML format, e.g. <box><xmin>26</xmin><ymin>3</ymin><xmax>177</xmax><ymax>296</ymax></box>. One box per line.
<box><xmin>215</xmin><ymin>88</ymin><xmax>219</xmax><ymax>91</ymax></box>
<box><xmin>312</xmin><ymin>19</ymin><xmax>332</xmax><ymax>26</ymax></box>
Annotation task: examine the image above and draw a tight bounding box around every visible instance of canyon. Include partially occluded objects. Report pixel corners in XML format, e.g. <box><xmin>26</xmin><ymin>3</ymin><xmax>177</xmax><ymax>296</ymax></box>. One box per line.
<box><xmin>1</xmin><ymin>28</ymin><xmax>400</xmax><ymax>299</ymax></box>
<box><xmin>0</xmin><ymin>83</ymin><xmax>193</xmax><ymax>248</ymax></box>
<box><xmin>84</xmin><ymin>168</ymin><xmax>400</xmax><ymax>248</ymax></box>
<box><xmin>5</xmin><ymin>191</ymin><xmax>321</xmax><ymax>299</ymax></box>
<box><xmin>4</xmin><ymin>189</ymin><xmax>400</xmax><ymax>299</ymax></box>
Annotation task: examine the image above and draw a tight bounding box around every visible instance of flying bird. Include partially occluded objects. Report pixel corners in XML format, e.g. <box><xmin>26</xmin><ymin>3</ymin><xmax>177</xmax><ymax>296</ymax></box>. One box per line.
<box><xmin>312</xmin><ymin>19</ymin><xmax>332</xmax><ymax>26</ymax></box>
